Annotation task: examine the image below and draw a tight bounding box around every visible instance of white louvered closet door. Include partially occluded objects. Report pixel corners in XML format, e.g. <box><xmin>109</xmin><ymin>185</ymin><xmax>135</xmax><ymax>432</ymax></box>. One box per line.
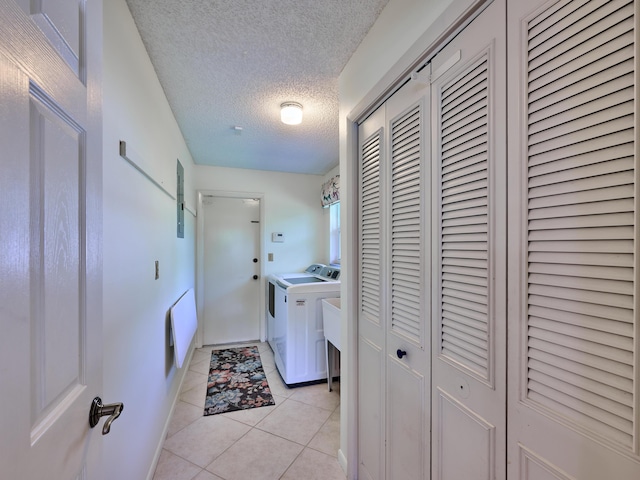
<box><xmin>384</xmin><ymin>72</ymin><xmax>431</xmax><ymax>480</ymax></box>
<box><xmin>507</xmin><ymin>0</ymin><xmax>640</xmax><ymax>478</ymax></box>
<box><xmin>357</xmin><ymin>67</ymin><xmax>431</xmax><ymax>480</ymax></box>
<box><xmin>430</xmin><ymin>1</ymin><xmax>507</xmax><ymax>479</ymax></box>
<box><xmin>358</xmin><ymin>105</ymin><xmax>386</xmax><ymax>480</ymax></box>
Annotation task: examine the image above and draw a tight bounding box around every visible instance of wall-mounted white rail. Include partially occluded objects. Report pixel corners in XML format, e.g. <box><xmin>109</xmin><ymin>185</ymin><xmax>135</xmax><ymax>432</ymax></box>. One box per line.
<box><xmin>119</xmin><ymin>140</ymin><xmax>176</xmax><ymax>200</ymax></box>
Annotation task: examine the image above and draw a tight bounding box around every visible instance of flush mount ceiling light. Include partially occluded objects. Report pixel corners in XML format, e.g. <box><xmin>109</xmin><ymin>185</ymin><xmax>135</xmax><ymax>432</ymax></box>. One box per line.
<box><xmin>280</xmin><ymin>102</ymin><xmax>303</xmax><ymax>125</ymax></box>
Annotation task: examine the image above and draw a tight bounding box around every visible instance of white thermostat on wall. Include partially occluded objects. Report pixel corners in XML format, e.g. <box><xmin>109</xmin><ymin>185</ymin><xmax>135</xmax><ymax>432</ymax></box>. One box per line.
<box><xmin>272</xmin><ymin>232</ymin><xmax>285</xmax><ymax>243</ymax></box>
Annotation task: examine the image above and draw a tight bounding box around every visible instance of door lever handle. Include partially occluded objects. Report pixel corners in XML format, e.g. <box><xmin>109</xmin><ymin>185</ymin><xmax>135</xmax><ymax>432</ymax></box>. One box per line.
<box><xmin>89</xmin><ymin>397</ymin><xmax>124</xmax><ymax>435</ymax></box>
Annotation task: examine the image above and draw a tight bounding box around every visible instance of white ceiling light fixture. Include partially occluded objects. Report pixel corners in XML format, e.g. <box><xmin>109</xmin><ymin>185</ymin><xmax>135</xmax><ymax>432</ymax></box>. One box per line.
<box><xmin>280</xmin><ymin>102</ymin><xmax>303</xmax><ymax>125</ymax></box>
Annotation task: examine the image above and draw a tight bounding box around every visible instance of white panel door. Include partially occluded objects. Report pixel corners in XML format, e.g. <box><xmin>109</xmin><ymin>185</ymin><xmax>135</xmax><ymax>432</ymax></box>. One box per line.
<box><xmin>357</xmin><ymin>71</ymin><xmax>431</xmax><ymax>480</ymax></box>
<box><xmin>507</xmin><ymin>0</ymin><xmax>640</xmax><ymax>478</ymax></box>
<box><xmin>430</xmin><ymin>1</ymin><xmax>507</xmax><ymax>479</ymax></box>
<box><xmin>384</xmin><ymin>73</ymin><xmax>431</xmax><ymax>480</ymax></box>
<box><xmin>358</xmin><ymin>104</ymin><xmax>386</xmax><ymax>480</ymax></box>
<box><xmin>0</xmin><ymin>1</ymin><xmax>104</xmax><ymax>479</ymax></box>
<box><xmin>203</xmin><ymin>196</ymin><xmax>261</xmax><ymax>345</ymax></box>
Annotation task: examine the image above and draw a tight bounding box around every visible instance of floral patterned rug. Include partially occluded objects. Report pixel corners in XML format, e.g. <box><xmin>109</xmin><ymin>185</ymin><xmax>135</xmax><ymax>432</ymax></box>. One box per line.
<box><xmin>203</xmin><ymin>346</ymin><xmax>275</xmax><ymax>416</ymax></box>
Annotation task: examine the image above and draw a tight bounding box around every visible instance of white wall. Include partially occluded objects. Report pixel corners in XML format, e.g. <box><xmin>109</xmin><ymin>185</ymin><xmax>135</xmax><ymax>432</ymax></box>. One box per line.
<box><xmin>194</xmin><ymin>165</ymin><xmax>327</xmax><ymax>275</ymax></box>
<box><xmin>337</xmin><ymin>0</ymin><xmax>471</xmax><ymax>474</ymax></box>
<box><xmin>103</xmin><ymin>1</ymin><xmax>197</xmax><ymax>479</ymax></box>
<box><xmin>339</xmin><ymin>0</ymin><xmax>453</xmax><ymax>118</ymax></box>
<box><xmin>101</xmin><ymin>0</ymin><xmax>475</xmax><ymax>476</ymax></box>
<box><xmin>194</xmin><ymin>166</ymin><xmax>328</xmax><ymax>345</ymax></box>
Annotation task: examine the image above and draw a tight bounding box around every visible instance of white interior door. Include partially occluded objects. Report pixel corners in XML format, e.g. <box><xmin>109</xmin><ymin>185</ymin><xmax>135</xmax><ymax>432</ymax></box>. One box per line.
<box><xmin>0</xmin><ymin>1</ymin><xmax>104</xmax><ymax>478</ymax></box>
<box><xmin>357</xmin><ymin>71</ymin><xmax>431</xmax><ymax>480</ymax></box>
<box><xmin>203</xmin><ymin>196</ymin><xmax>261</xmax><ymax>345</ymax></box>
<box><xmin>384</xmin><ymin>73</ymin><xmax>431</xmax><ymax>480</ymax></box>
<box><xmin>357</xmin><ymin>104</ymin><xmax>386</xmax><ymax>480</ymax></box>
<box><xmin>430</xmin><ymin>1</ymin><xmax>507</xmax><ymax>479</ymax></box>
<box><xmin>507</xmin><ymin>0</ymin><xmax>640</xmax><ymax>478</ymax></box>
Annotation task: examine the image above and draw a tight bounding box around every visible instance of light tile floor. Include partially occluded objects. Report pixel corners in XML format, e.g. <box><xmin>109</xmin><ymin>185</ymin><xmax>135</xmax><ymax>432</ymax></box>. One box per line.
<box><xmin>153</xmin><ymin>342</ymin><xmax>345</xmax><ymax>480</ymax></box>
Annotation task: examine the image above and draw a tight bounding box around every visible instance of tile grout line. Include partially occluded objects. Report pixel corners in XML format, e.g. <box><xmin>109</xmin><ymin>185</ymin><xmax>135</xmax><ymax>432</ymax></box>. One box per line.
<box><xmin>277</xmin><ymin>446</ymin><xmax>306</xmax><ymax>480</ymax></box>
<box><xmin>155</xmin><ymin>448</ymin><xmax>209</xmax><ymax>480</ymax></box>
<box><xmin>202</xmin><ymin>419</ymin><xmax>255</xmax><ymax>480</ymax></box>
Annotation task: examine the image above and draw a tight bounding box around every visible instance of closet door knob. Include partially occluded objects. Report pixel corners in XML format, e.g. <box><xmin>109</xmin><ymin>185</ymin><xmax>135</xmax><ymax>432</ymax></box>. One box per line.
<box><xmin>253</xmin><ymin>275</ymin><xmax>259</xmax><ymax>280</ymax></box>
<box><xmin>396</xmin><ymin>349</ymin><xmax>407</xmax><ymax>359</ymax></box>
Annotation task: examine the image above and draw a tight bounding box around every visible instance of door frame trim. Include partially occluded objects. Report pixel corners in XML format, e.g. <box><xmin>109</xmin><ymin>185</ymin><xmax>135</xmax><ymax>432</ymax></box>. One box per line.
<box><xmin>195</xmin><ymin>189</ymin><xmax>266</xmax><ymax>347</ymax></box>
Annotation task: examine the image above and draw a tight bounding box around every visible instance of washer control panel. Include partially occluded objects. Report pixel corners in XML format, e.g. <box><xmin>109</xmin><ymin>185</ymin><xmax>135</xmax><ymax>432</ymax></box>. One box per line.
<box><xmin>319</xmin><ymin>266</ymin><xmax>340</xmax><ymax>281</ymax></box>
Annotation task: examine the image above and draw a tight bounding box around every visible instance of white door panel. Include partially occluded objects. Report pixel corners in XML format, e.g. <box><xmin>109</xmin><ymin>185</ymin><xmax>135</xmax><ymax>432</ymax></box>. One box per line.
<box><xmin>0</xmin><ymin>1</ymin><xmax>103</xmax><ymax>478</ymax></box>
<box><xmin>430</xmin><ymin>1</ymin><xmax>507</xmax><ymax>478</ymax></box>
<box><xmin>436</xmin><ymin>389</ymin><xmax>496</xmax><ymax>480</ymax></box>
<box><xmin>386</xmin><ymin>357</ymin><xmax>427</xmax><ymax>479</ymax></box>
<box><xmin>203</xmin><ymin>196</ymin><xmax>260</xmax><ymax>345</ymax></box>
<box><xmin>358</xmin><ymin>337</ymin><xmax>385</xmax><ymax>480</ymax></box>
<box><xmin>30</xmin><ymin>0</ymin><xmax>82</xmax><ymax>76</ymax></box>
<box><xmin>507</xmin><ymin>0</ymin><xmax>640</xmax><ymax>475</ymax></box>
<box><xmin>357</xmin><ymin>65</ymin><xmax>432</xmax><ymax>480</ymax></box>
<box><xmin>384</xmin><ymin>74</ymin><xmax>431</xmax><ymax>480</ymax></box>
<box><xmin>358</xmin><ymin>104</ymin><xmax>386</xmax><ymax>480</ymax></box>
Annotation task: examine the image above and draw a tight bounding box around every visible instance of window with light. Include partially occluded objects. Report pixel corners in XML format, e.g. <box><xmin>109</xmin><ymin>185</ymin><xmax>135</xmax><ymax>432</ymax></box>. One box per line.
<box><xmin>330</xmin><ymin>202</ymin><xmax>340</xmax><ymax>265</ymax></box>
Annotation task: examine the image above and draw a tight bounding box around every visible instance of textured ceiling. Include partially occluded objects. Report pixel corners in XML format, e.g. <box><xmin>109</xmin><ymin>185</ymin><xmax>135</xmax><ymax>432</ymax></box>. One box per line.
<box><xmin>125</xmin><ymin>0</ymin><xmax>389</xmax><ymax>175</ymax></box>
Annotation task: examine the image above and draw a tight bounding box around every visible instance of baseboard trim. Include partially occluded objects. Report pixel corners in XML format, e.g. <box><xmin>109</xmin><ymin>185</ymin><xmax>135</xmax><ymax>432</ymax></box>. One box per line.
<box><xmin>145</xmin><ymin>345</ymin><xmax>196</xmax><ymax>480</ymax></box>
<box><xmin>338</xmin><ymin>448</ymin><xmax>348</xmax><ymax>476</ymax></box>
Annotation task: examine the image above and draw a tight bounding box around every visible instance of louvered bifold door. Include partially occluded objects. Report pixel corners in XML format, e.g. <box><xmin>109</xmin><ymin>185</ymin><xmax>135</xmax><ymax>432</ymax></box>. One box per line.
<box><xmin>507</xmin><ymin>0</ymin><xmax>640</xmax><ymax>478</ymax></box>
<box><xmin>389</xmin><ymin>103</ymin><xmax>424</xmax><ymax>345</ymax></box>
<box><xmin>357</xmin><ymin>105</ymin><xmax>386</xmax><ymax>480</ymax></box>
<box><xmin>384</xmin><ymin>77</ymin><xmax>431</xmax><ymax>480</ymax></box>
<box><xmin>430</xmin><ymin>1</ymin><xmax>507</xmax><ymax>479</ymax></box>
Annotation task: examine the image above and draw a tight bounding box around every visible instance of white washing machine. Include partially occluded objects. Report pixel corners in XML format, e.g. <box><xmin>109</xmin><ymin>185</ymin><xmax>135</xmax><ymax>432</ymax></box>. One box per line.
<box><xmin>267</xmin><ymin>264</ymin><xmax>340</xmax><ymax>386</ymax></box>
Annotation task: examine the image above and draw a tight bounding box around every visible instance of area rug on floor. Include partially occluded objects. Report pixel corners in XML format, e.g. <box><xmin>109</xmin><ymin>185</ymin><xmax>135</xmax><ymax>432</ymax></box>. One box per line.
<box><xmin>204</xmin><ymin>345</ymin><xmax>275</xmax><ymax>416</ymax></box>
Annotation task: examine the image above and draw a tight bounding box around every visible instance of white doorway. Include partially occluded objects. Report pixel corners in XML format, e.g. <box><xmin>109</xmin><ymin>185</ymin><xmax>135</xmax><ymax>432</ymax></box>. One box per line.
<box><xmin>201</xmin><ymin>195</ymin><xmax>262</xmax><ymax>345</ymax></box>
